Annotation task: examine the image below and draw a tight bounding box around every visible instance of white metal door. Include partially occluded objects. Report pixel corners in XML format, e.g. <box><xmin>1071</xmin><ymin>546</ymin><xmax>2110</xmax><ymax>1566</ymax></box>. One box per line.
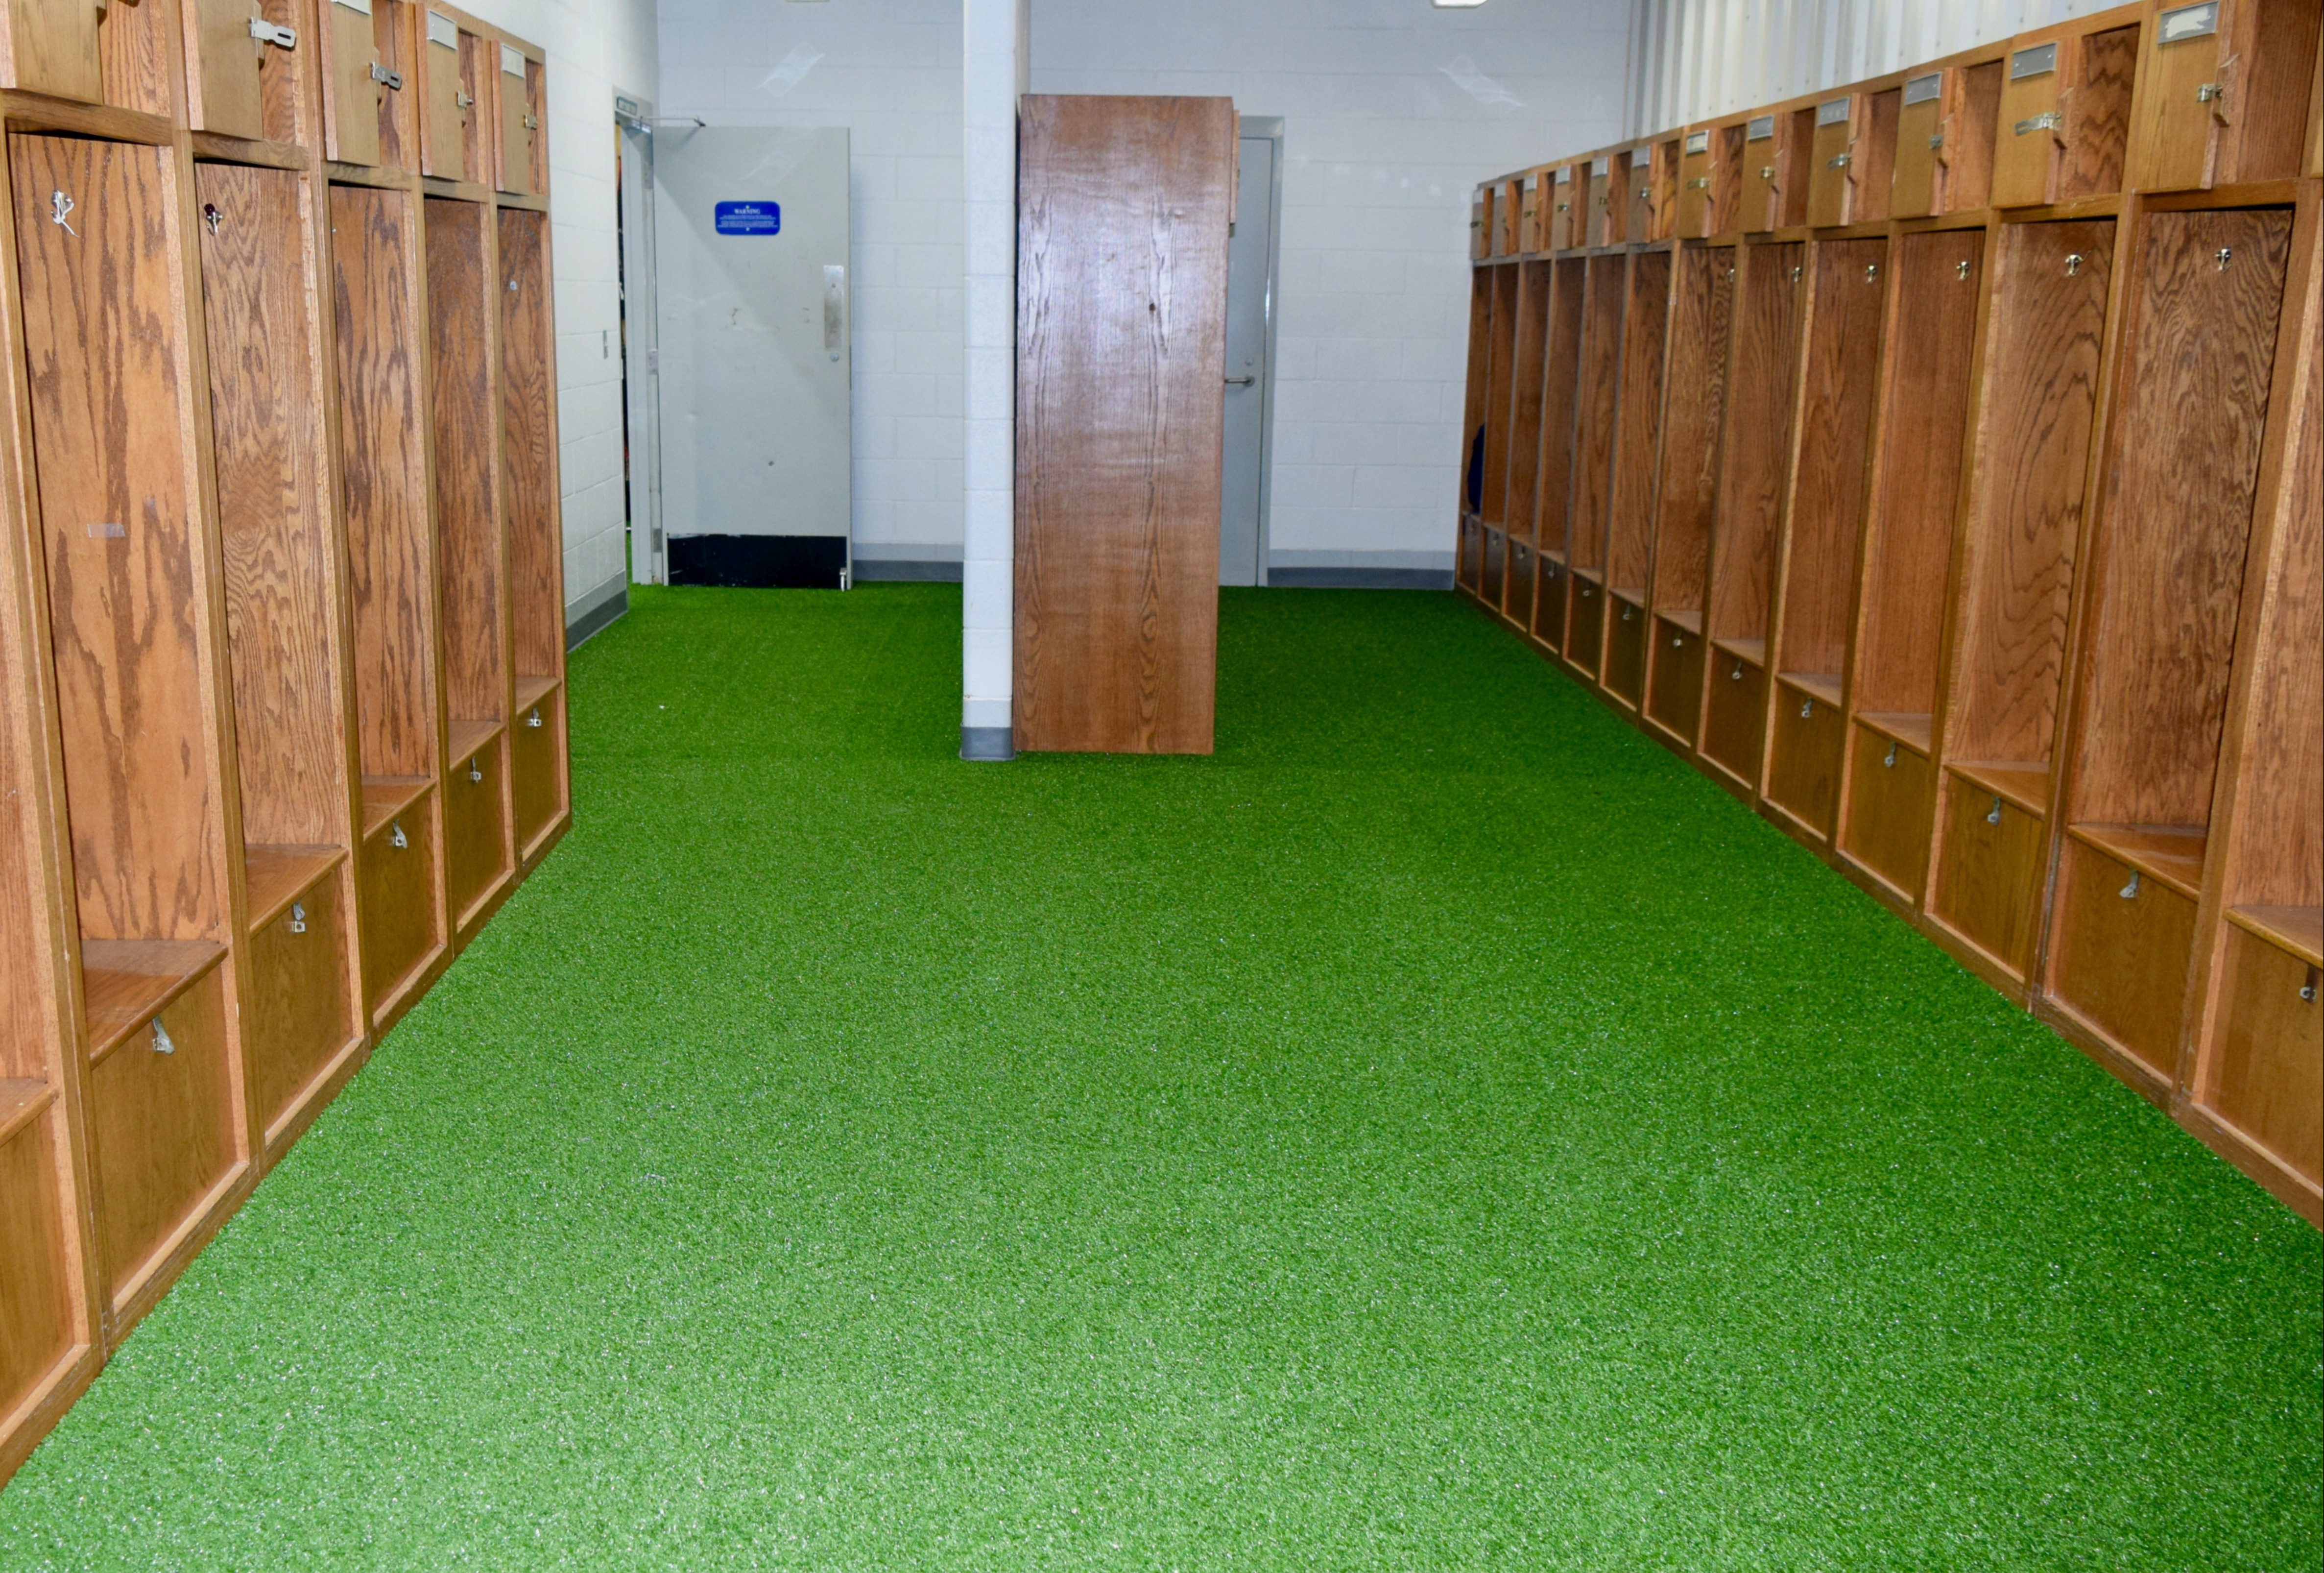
<box><xmin>1220</xmin><ymin>122</ymin><xmax>1282</xmax><ymax>587</ymax></box>
<box><xmin>654</xmin><ymin>125</ymin><xmax>853</xmax><ymax>586</ymax></box>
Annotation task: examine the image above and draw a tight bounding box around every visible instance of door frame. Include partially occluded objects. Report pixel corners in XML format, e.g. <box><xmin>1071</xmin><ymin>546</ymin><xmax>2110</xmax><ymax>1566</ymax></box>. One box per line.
<box><xmin>1235</xmin><ymin>115</ymin><xmax>1286</xmax><ymax>588</ymax></box>
<box><xmin>614</xmin><ymin>93</ymin><xmax>666</xmax><ymax>585</ymax></box>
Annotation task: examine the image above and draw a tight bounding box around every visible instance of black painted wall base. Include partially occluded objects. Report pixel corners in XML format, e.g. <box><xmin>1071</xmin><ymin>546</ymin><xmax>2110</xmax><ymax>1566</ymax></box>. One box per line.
<box><xmin>669</xmin><ymin>534</ymin><xmax>848</xmax><ymax>589</ymax></box>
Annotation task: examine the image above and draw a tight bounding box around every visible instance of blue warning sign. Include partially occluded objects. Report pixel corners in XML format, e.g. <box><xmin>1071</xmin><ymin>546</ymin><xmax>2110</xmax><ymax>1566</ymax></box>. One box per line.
<box><xmin>714</xmin><ymin>200</ymin><xmax>781</xmax><ymax>236</ymax></box>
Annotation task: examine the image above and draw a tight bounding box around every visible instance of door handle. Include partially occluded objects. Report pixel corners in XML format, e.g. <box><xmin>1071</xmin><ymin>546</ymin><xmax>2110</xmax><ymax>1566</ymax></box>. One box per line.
<box><xmin>1224</xmin><ymin>375</ymin><xmax>1254</xmax><ymax>386</ymax></box>
<box><xmin>823</xmin><ymin>265</ymin><xmax>846</xmax><ymax>361</ymax></box>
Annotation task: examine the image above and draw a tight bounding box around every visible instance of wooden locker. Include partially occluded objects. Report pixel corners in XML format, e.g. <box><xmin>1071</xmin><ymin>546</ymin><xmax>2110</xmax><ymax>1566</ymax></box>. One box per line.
<box><xmin>497</xmin><ymin>44</ymin><xmax>537</xmax><ymax>194</ymax></box>
<box><xmin>421</xmin><ymin>8</ymin><xmax>472</xmax><ymax>180</ymax></box>
<box><xmin>1677</xmin><ymin>129</ymin><xmax>1715</xmax><ymax>237</ymax></box>
<box><xmin>1808</xmin><ymin>89</ymin><xmax>1899</xmax><ymax>228</ymax></box>
<box><xmin>323</xmin><ymin>0</ymin><xmax>397</xmax><ymax>168</ymax></box>
<box><xmin>1014</xmin><ymin>95</ymin><xmax>1235</xmax><ymax>755</ymax></box>
<box><xmin>1991</xmin><ymin>24</ymin><xmax>2139</xmax><ymax>209</ymax></box>
<box><xmin>0</xmin><ymin>0</ymin><xmax>103</xmax><ymax>102</ymax></box>
<box><xmin>1742</xmin><ymin>109</ymin><xmax>1810</xmax><ymax>233</ymax></box>
<box><xmin>2131</xmin><ymin>0</ymin><xmax>2323</xmax><ymax>192</ymax></box>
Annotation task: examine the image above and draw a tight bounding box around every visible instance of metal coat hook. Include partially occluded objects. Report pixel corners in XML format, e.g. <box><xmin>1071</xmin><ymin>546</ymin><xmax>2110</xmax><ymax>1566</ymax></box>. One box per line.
<box><xmin>1799</xmin><ymin>698</ymin><xmax>1814</xmax><ymax>718</ymax></box>
<box><xmin>1883</xmin><ymin>742</ymin><xmax>1898</xmax><ymax>768</ymax></box>
<box><xmin>2118</xmin><ymin>870</ymin><xmax>2141</xmax><ymax>899</ymax></box>
<box><xmin>152</xmin><ymin>1020</ymin><xmax>175</xmax><ymax>1055</ymax></box>
<box><xmin>1986</xmin><ymin>797</ymin><xmax>2003</xmax><ymax>825</ymax></box>
<box><xmin>1956</xmin><ymin>259</ymin><xmax>1971</xmax><ymax>281</ymax></box>
<box><xmin>2064</xmin><ymin>252</ymin><xmax>2084</xmax><ymax>276</ymax></box>
<box><xmin>2214</xmin><ymin>246</ymin><xmax>2232</xmax><ymax>270</ymax></box>
<box><xmin>203</xmin><ymin>203</ymin><xmax>222</xmax><ymax>235</ymax></box>
<box><xmin>49</xmin><ymin>191</ymin><xmax>75</xmax><ymax>236</ymax></box>
<box><xmin>469</xmin><ymin>759</ymin><xmax>484</xmax><ymax>783</ymax></box>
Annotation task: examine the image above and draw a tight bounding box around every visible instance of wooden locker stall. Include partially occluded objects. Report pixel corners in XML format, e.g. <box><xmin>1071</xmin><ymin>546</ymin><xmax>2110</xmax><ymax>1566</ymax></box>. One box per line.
<box><xmin>1893</xmin><ymin>59</ymin><xmax>2005</xmax><ymax>219</ymax></box>
<box><xmin>0</xmin><ymin>0</ymin><xmax>571</xmax><ymax>1484</ymax></box>
<box><xmin>1837</xmin><ymin>226</ymin><xmax>1987</xmax><ymax>905</ymax></box>
<box><xmin>330</xmin><ymin>181</ymin><xmax>445</xmax><ymax>1028</ymax></box>
<box><xmin>2046</xmin><ymin>200</ymin><xmax>2295</xmax><ymax>1087</ymax></box>
<box><xmin>9</xmin><ymin>130</ymin><xmax>251</xmax><ymax>1335</ymax></box>
<box><xmin>2182</xmin><ymin>188</ymin><xmax>2321</xmax><ymax>1220</ymax></box>
<box><xmin>425</xmin><ymin>195</ymin><xmax>513</xmax><ymax>933</ymax></box>
<box><xmin>499</xmin><ymin>204</ymin><xmax>568</xmax><ymax>863</ymax></box>
<box><xmin>1528</xmin><ymin>256</ymin><xmax>1586</xmax><ymax>654</ymax></box>
<box><xmin>1600</xmin><ymin>249</ymin><xmax>1673</xmax><ymax>712</ymax></box>
<box><xmin>1560</xmin><ymin>254</ymin><xmax>1624</xmax><ymax>678</ymax></box>
<box><xmin>1676</xmin><ymin>128</ymin><xmax>1717</xmax><ymax>238</ymax></box>
<box><xmin>2129</xmin><ymin>0</ymin><xmax>2321</xmax><ymax>194</ymax></box>
<box><xmin>1926</xmin><ymin>218</ymin><xmax>2116</xmax><ymax>993</ymax></box>
<box><xmin>1763</xmin><ymin>236</ymin><xmax>1888</xmax><ymax>841</ymax></box>
<box><xmin>1480</xmin><ymin>263</ymin><xmax>1518</xmax><ymax>532</ymax></box>
<box><xmin>1641</xmin><ymin>243</ymin><xmax>1733</xmax><ymax>748</ymax></box>
<box><xmin>193</xmin><ymin>157</ymin><xmax>366</xmax><ymax>1153</ymax></box>
<box><xmin>1699</xmin><ymin>241</ymin><xmax>1804</xmax><ymax>790</ymax></box>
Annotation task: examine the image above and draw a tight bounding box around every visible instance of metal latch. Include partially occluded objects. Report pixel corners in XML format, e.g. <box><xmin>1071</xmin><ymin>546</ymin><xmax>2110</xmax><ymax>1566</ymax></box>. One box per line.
<box><xmin>390</xmin><ymin>818</ymin><xmax>408</xmax><ymax>849</ymax></box>
<box><xmin>527</xmin><ymin>707</ymin><xmax>544</xmax><ymax>727</ymax></box>
<box><xmin>288</xmin><ymin>901</ymin><xmax>308</xmax><ymax>934</ymax></box>
<box><xmin>457</xmin><ymin>91</ymin><xmax>476</xmax><ymax>108</ymax></box>
<box><xmin>468</xmin><ymin>758</ymin><xmax>483</xmax><ymax>783</ymax></box>
<box><xmin>524</xmin><ymin>114</ymin><xmax>539</xmax><ymax>129</ymax></box>
<box><xmin>1828</xmin><ymin>153</ymin><xmax>1851</xmax><ymax>169</ymax></box>
<box><xmin>152</xmin><ymin>1020</ymin><xmax>175</xmax><ymax>1055</ymax></box>
<box><xmin>2118</xmin><ymin>870</ymin><xmax>2141</xmax><ymax>900</ymax></box>
<box><xmin>371</xmin><ymin>62</ymin><xmax>405</xmax><ymax>89</ymax></box>
<box><xmin>1883</xmin><ymin>742</ymin><xmax>1897</xmax><ymax>768</ymax></box>
<box><xmin>2196</xmin><ymin>82</ymin><xmax>2224</xmax><ymax>102</ymax></box>
<box><xmin>250</xmin><ymin>16</ymin><xmax>298</xmax><ymax>48</ymax></box>
<box><xmin>1685</xmin><ymin>177</ymin><xmax>1710</xmax><ymax>190</ymax></box>
<box><xmin>1985</xmin><ymin>797</ymin><xmax>2003</xmax><ymax>825</ymax></box>
<box><xmin>2013</xmin><ymin>111</ymin><xmax>2062</xmax><ymax>136</ymax></box>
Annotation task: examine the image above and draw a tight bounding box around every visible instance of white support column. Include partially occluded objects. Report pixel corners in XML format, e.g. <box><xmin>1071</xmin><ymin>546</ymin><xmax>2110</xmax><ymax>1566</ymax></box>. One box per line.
<box><xmin>960</xmin><ymin>0</ymin><xmax>1024</xmax><ymax>760</ymax></box>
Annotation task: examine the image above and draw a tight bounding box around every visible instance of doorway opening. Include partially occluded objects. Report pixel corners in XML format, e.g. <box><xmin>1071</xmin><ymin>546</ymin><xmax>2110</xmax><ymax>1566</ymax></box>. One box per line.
<box><xmin>1222</xmin><ymin>116</ymin><xmax>1284</xmax><ymax>587</ymax></box>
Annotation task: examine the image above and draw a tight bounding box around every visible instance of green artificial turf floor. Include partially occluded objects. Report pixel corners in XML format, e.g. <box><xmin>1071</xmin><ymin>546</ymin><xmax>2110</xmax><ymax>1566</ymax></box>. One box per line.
<box><xmin>1</xmin><ymin>583</ymin><xmax>2317</xmax><ymax>1570</ymax></box>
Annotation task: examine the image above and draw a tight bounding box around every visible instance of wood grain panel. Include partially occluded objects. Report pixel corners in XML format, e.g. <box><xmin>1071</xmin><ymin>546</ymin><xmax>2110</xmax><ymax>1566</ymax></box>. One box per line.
<box><xmin>0</xmin><ymin>1112</ymin><xmax>71</xmax><ymax>1420</ymax></box>
<box><xmin>2068</xmin><ymin>208</ymin><xmax>2292</xmax><ymax>829</ymax></box>
<box><xmin>11</xmin><ymin>134</ymin><xmax>220</xmax><ymax>944</ymax></box>
<box><xmin>1893</xmin><ymin>82</ymin><xmax>1941</xmax><ymax>220</ymax></box>
<box><xmin>1854</xmin><ymin>229</ymin><xmax>1982</xmax><ymax>717</ymax></box>
<box><xmin>1941</xmin><ymin>219</ymin><xmax>2113</xmax><ymax>768</ymax></box>
<box><xmin>1773</xmin><ymin>237</ymin><xmax>1885</xmax><ymax>683</ymax></box>
<box><xmin>86</xmin><ymin>962</ymin><xmax>234</xmax><ymax>1291</ymax></box>
<box><xmin>1567</xmin><ymin>256</ymin><xmax>1625</xmax><ymax>577</ymax></box>
<box><xmin>1481</xmin><ymin>265</ymin><xmax>1516</xmax><ymax>524</ymax></box>
<box><xmin>1933</xmin><ymin>774</ymin><xmax>2048</xmax><ymax>978</ymax></box>
<box><xmin>2051</xmin><ymin>837</ymin><xmax>2200</xmax><ymax>1074</ymax></box>
<box><xmin>241</xmin><ymin>869</ymin><xmax>354</xmax><ymax>1136</ymax></box>
<box><xmin>189</xmin><ymin>0</ymin><xmax>264</xmax><ymax>139</ymax></box>
<box><xmin>99</xmin><ymin>0</ymin><xmax>173</xmax><ymax>119</ymax></box>
<box><xmin>1767</xmin><ymin>678</ymin><xmax>1845</xmax><ymax>835</ymax></box>
<box><xmin>1502</xmin><ymin>261</ymin><xmax>1550</xmax><ymax>542</ymax></box>
<box><xmin>1705</xmin><ymin>242</ymin><xmax>1801</xmax><ymax>648</ymax></box>
<box><xmin>197</xmin><ymin>162</ymin><xmax>347</xmax><ymax>853</ymax></box>
<box><xmin>0</xmin><ymin>0</ymin><xmax>101</xmax><ymax>102</ymax></box>
<box><xmin>324</xmin><ymin>0</ymin><xmax>384</xmax><ymax>168</ymax></box>
<box><xmin>1606</xmin><ymin>250</ymin><xmax>1671</xmax><ymax>597</ymax></box>
<box><xmin>498</xmin><ymin>206</ymin><xmax>561</xmax><ymax>679</ymax></box>
<box><xmin>421</xmin><ymin>23</ymin><xmax>466</xmax><ymax>181</ymax></box>
<box><xmin>1531</xmin><ymin>258</ymin><xmax>1586</xmax><ymax>555</ymax></box>
<box><xmin>1564</xmin><ymin>574</ymin><xmax>1604</xmax><ymax>676</ymax></box>
<box><xmin>357</xmin><ymin>786</ymin><xmax>438</xmax><ymax>1011</ymax></box>
<box><xmin>2060</xmin><ymin>25</ymin><xmax>2138</xmax><ymax>201</ymax></box>
<box><xmin>512</xmin><ymin>678</ymin><xmax>562</xmax><ymax>856</ymax></box>
<box><xmin>1603</xmin><ymin>594</ymin><xmax>1646</xmax><ymax>708</ymax></box>
<box><xmin>1531</xmin><ymin>552</ymin><xmax>1565</xmax><ymax>651</ymax></box>
<box><xmin>444</xmin><ymin>732</ymin><xmax>508</xmax><ymax>922</ymax></box>
<box><xmin>1646</xmin><ymin>245</ymin><xmax>1733</xmax><ymax>617</ymax></box>
<box><xmin>1701</xmin><ymin>650</ymin><xmax>1767</xmax><ymax>786</ymax></box>
<box><xmin>1841</xmin><ymin>726</ymin><xmax>1936</xmax><ymax>899</ymax></box>
<box><xmin>332</xmin><ymin>185</ymin><xmax>438</xmax><ymax>780</ymax></box>
<box><xmin>425</xmin><ymin>195</ymin><xmax>505</xmax><ymax>728</ymax></box>
<box><xmin>1646</xmin><ymin>616</ymin><xmax>1705</xmax><ymax>745</ymax></box>
<box><xmin>2217</xmin><ymin>205</ymin><xmax>2322</xmax><ymax>914</ymax></box>
<box><xmin>1504</xmin><ymin>538</ymin><xmax>1535</xmax><ymax>631</ymax></box>
<box><xmin>1013</xmin><ymin>97</ymin><xmax>1234</xmax><ymax>756</ymax></box>
<box><xmin>2204</xmin><ymin>923</ymin><xmax>2324</xmax><ymax>1186</ymax></box>
<box><xmin>498</xmin><ymin>53</ymin><xmax>535</xmax><ymax>195</ymax></box>
<box><xmin>1939</xmin><ymin>61</ymin><xmax>2003</xmax><ymax>215</ymax></box>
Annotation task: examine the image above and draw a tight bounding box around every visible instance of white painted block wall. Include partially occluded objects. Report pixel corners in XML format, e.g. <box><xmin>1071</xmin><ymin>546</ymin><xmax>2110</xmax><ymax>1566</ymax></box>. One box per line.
<box><xmin>451</xmin><ymin>0</ymin><xmax>659</xmax><ymax>632</ymax></box>
<box><xmin>1030</xmin><ymin>0</ymin><xmax>1629</xmax><ymax>576</ymax></box>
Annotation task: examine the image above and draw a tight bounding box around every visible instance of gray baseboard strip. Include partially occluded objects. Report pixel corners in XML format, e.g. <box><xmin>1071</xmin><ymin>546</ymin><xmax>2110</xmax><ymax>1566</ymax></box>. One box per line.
<box><xmin>566</xmin><ymin>583</ymin><xmax>628</xmax><ymax>651</ymax></box>
<box><xmin>960</xmin><ymin>726</ymin><xmax>1015</xmax><ymax>761</ymax></box>
<box><xmin>855</xmin><ymin>559</ymin><xmax>965</xmax><ymax>583</ymax></box>
<box><xmin>1268</xmin><ymin>567</ymin><xmax>1454</xmax><ymax>590</ymax></box>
